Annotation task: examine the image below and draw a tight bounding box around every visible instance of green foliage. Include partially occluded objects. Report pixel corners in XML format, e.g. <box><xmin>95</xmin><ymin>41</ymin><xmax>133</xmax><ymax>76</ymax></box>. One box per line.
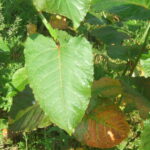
<box><xmin>91</xmin><ymin>26</ymin><xmax>129</xmax><ymax>45</ymax></box>
<box><xmin>91</xmin><ymin>0</ymin><xmax>150</xmax><ymax>20</ymax></box>
<box><xmin>33</xmin><ymin>0</ymin><xmax>91</xmax><ymax>28</ymax></box>
<box><xmin>140</xmin><ymin>52</ymin><xmax>150</xmax><ymax>77</ymax></box>
<box><xmin>139</xmin><ymin>118</ymin><xmax>150</xmax><ymax>150</ymax></box>
<box><xmin>9</xmin><ymin>87</ymin><xmax>51</xmax><ymax>132</ymax></box>
<box><xmin>24</xmin><ymin>33</ymin><xmax>93</xmax><ymax>134</ymax></box>
<box><xmin>0</xmin><ymin>0</ymin><xmax>150</xmax><ymax>149</ymax></box>
<box><xmin>12</xmin><ymin>67</ymin><xmax>28</xmax><ymax>92</ymax></box>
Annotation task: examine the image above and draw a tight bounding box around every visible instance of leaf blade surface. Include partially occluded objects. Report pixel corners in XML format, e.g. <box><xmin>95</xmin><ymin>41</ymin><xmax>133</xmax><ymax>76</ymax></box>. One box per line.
<box><xmin>24</xmin><ymin>34</ymin><xmax>93</xmax><ymax>134</ymax></box>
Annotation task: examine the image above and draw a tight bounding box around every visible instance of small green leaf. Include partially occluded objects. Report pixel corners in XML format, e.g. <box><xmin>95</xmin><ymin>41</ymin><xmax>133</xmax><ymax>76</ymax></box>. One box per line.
<box><xmin>139</xmin><ymin>119</ymin><xmax>150</xmax><ymax>150</ymax></box>
<box><xmin>33</xmin><ymin>0</ymin><xmax>91</xmax><ymax>28</ymax></box>
<box><xmin>24</xmin><ymin>33</ymin><xmax>93</xmax><ymax>134</ymax></box>
<box><xmin>12</xmin><ymin>67</ymin><xmax>28</xmax><ymax>92</ymax></box>
<box><xmin>140</xmin><ymin>52</ymin><xmax>150</xmax><ymax>77</ymax></box>
<box><xmin>0</xmin><ymin>38</ymin><xmax>9</xmax><ymax>52</ymax></box>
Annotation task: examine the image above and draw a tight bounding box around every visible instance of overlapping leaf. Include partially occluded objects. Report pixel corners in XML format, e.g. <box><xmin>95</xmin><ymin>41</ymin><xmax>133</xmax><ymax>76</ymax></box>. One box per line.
<box><xmin>9</xmin><ymin>87</ymin><xmax>51</xmax><ymax>132</ymax></box>
<box><xmin>129</xmin><ymin>77</ymin><xmax>150</xmax><ymax>100</ymax></box>
<box><xmin>75</xmin><ymin>105</ymin><xmax>129</xmax><ymax>148</ymax></box>
<box><xmin>139</xmin><ymin>119</ymin><xmax>150</xmax><ymax>150</ymax></box>
<box><xmin>24</xmin><ymin>34</ymin><xmax>93</xmax><ymax>134</ymax></box>
<box><xmin>140</xmin><ymin>52</ymin><xmax>150</xmax><ymax>77</ymax></box>
<box><xmin>92</xmin><ymin>77</ymin><xmax>123</xmax><ymax>98</ymax></box>
<box><xmin>12</xmin><ymin>67</ymin><xmax>28</xmax><ymax>92</ymax></box>
<box><xmin>33</xmin><ymin>0</ymin><xmax>91</xmax><ymax>28</ymax></box>
<box><xmin>120</xmin><ymin>78</ymin><xmax>150</xmax><ymax>118</ymax></box>
<box><xmin>0</xmin><ymin>38</ymin><xmax>9</xmax><ymax>52</ymax></box>
<box><xmin>107</xmin><ymin>45</ymin><xmax>140</xmax><ymax>60</ymax></box>
<box><xmin>90</xmin><ymin>26</ymin><xmax>129</xmax><ymax>45</ymax></box>
<box><xmin>91</xmin><ymin>0</ymin><xmax>150</xmax><ymax>20</ymax></box>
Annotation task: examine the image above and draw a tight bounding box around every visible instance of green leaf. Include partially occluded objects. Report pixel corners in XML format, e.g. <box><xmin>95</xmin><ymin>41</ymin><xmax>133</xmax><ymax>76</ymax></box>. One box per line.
<box><xmin>12</xmin><ymin>67</ymin><xmax>28</xmax><ymax>92</ymax></box>
<box><xmin>140</xmin><ymin>56</ymin><xmax>150</xmax><ymax>77</ymax></box>
<box><xmin>0</xmin><ymin>38</ymin><xmax>9</xmax><ymax>52</ymax></box>
<box><xmin>85</xmin><ymin>13</ymin><xmax>104</xmax><ymax>25</ymax></box>
<box><xmin>9</xmin><ymin>87</ymin><xmax>51</xmax><ymax>132</ymax></box>
<box><xmin>139</xmin><ymin>119</ymin><xmax>150</xmax><ymax>150</ymax></box>
<box><xmin>9</xmin><ymin>104</ymin><xmax>51</xmax><ymax>132</ymax></box>
<box><xmin>91</xmin><ymin>26</ymin><xmax>129</xmax><ymax>45</ymax></box>
<box><xmin>91</xmin><ymin>0</ymin><xmax>150</xmax><ymax>20</ymax></box>
<box><xmin>107</xmin><ymin>45</ymin><xmax>140</xmax><ymax>60</ymax></box>
<box><xmin>33</xmin><ymin>0</ymin><xmax>91</xmax><ymax>28</ymax></box>
<box><xmin>0</xmin><ymin>119</ymin><xmax>7</xmax><ymax>130</ymax></box>
<box><xmin>0</xmin><ymin>38</ymin><xmax>10</xmax><ymax>63</ymax></box>
<box><xmin>24</xmin><ymin>34</ymin><xmax>93</xmax><ymax>134</ymax></box>
<box><xmin>129</xmin><ymin>77</ymin><xmax>150</xmax><ymax>100</ymax></box>
<box><xmin>120</xmin><ymin>78</ymin><xmax>150</xmax><ymax>118</ymax></box>
<box><xmin>9</xmin><ymin>87</ymin><xmax>35</xmax><ymax>120</ymax></box>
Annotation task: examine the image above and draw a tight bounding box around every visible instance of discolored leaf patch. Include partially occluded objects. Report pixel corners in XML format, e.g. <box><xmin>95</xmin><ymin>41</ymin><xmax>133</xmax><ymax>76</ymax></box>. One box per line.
<box><xmin>92</xmin><ymin>77</ymin><xmax>123</xmax><ymax>98</ymax></box>
<box><xmin>75</xmin><ymin>105</ymin><xmax>129</xmax><ymax>148</ymax></box>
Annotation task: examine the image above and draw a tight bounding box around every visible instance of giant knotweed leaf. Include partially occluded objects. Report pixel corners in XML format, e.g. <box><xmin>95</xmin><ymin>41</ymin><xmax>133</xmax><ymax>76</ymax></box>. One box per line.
<box><xmin>75</xmin><ymin>105</ymin><xmax>129</xmax><ymax>148</ymax></box>
<box><xmin>24</xmin><ymin>34</ymin><xmax>93</xmax><ymax>134</ymax></box>
<box><xmin>33</xmin><ymin>0</ymin><xmax>91</xmax><ymax>28</ymax></box>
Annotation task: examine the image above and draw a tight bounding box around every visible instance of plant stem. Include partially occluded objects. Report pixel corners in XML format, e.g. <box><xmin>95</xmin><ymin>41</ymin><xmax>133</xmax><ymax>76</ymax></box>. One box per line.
<box><xmin>39</xmin><ymin>12</ymin><xmax>57</xmax><ymax>41</ymax></box>
<box><xmin>23</xmin><ymin>132</ymin><xmax>28</xmax><ymax>150</ymax></box>
<box><xmin>129</xmin><ymin>22</ymin><xmax>150</xmax><ymax>77</ymax></box>
<box><xmin>122</xmin><ymin>61</ymin><xmax>129</xmax><ymax>76</ymax></box>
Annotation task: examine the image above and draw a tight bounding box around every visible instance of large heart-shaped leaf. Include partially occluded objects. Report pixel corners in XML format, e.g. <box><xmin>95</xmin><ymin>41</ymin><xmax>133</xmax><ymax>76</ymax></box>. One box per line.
<box><xmin>24</xmin><ymin>34</ymin><xmax>93</xmax><ymax>134</ymax></box>
<box><xmin>33</xmin><ymin>0</ymin><xmax>91</xmax><ymax>28</ymax></box>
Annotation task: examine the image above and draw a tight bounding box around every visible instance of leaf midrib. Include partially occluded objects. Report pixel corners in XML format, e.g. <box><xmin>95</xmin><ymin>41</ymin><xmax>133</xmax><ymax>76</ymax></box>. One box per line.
<box><xmin>57</xmin><ymin>47</ymin><xmax>66</xmax><ymax>110</ymax></box>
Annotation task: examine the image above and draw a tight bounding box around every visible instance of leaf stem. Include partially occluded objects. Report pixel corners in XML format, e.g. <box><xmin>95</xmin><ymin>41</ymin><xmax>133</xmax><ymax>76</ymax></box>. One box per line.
<box><xmin>129</xmin><ymin>22</ymin><xmax>150</xmax><ymax>77</ymax></box>
<box><xmin>122</xmin><ymin>61</ymin><xmax>129</xmax><ymax>76</ymax></box>
<box><xmin>38</xmin><ymin>12</ymin><xmax>57</xmax><ymax>41</ymax></box>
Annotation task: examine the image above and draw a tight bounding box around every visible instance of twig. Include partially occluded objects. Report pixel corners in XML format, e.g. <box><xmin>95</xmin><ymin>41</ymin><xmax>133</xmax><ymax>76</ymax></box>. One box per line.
<box><xmin>129</xmin><ymin>22</ymin><xmax>150</xmax><ymax>77</ymax></box>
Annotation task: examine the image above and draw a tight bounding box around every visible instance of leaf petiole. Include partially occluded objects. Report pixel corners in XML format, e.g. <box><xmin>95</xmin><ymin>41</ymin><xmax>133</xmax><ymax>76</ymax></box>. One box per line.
<box><xmin>38</xmin><ymin>12</ymin><xmax>57</xmax><ymax>41</ymax></box>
